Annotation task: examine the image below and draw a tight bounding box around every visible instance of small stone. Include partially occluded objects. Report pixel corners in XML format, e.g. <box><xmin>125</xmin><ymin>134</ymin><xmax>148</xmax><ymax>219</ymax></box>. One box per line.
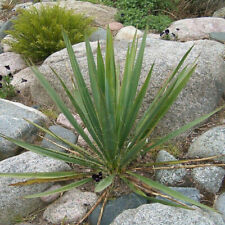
<box><xmin>213</xmin><ymin>7</ymin><xmax>225</xmax><ymax>18</ymax></box>
<box><xmin>40</xmin><ymin>184</ymin><xmax>62</xmax><ymax>203</ymax></box>
<box><xmin>77</xmin><ymin>127</ymin><xmax>93</xmax><ymax>148</ymax></box>
<box><xmin>209</xmin><ymin>32</ymin><xmax>225</xmax><ymax>44</ymax></box>
<box><xmin>192</xmin><ymin>166</ymin><xmax>225</xmax><ymax>194</ymax></box>
<box><xmin>56</xmin><ymin>113</ymin><xmax>83</xmax><ymax>130</ymax></box>
<box><xmin>187</xmin><ymin>126</ymin><xmax>225</xmax><ymax>163</ymax></box>
<box><xmin>41</xmin><ymin>125</ymin><xmax>78</xmax><ymax>153</ymax></box>
<box><xmin>89</xmin><ymin>193</ymin><xmax>147</xmax><ymax>225</ymax></box>
<box><xmin>0</xmin><ymin>17</ymin><xmax>15</xmax><ymax>40</ymax></box>
<box><xmin>1</xmin><ymin>35</ymin><xmax>14</xmax><ymax>52</ymax></box>
<box><xmin>155</xmin><ymin>150</ymin><xmax>187</xmax><ymax>186</ymax></box>
<box><xmin>43</xmin><ymin>189</ymin><xmax>97</xmax><ymax>224</ymax></box>
<box><xmin>214</xmin><ymin>192</ymin><xmax>225</xmax><ymax>219</ymax></box>
<box><xmin>108</xmin><ymin>22</ymin><xmax>123</xmax><ymax>31</ymax></box>
<box><xmin>89</xmin><ymin>28</ymin><xmax>107</xmax><ymax>42</ymax></box>
<box><xmin>115</xmin><ymin>26</ymin><xmax>143</xmax><ymax>41</ymax></box>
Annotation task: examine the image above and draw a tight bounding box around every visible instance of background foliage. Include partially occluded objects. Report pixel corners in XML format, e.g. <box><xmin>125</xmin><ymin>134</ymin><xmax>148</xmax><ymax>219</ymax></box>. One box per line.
<box><xmin>5</xmin><ymin>5</ymin><xmax>95</xmax><ymax>62</ymax></box>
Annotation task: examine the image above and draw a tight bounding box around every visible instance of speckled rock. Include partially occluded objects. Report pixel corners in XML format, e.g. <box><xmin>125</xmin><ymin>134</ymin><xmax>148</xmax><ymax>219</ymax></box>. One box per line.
<box><xmin>115</xmin><ymin>26</ymin><xmax>143</xmax><ymax>41</ymax></box>
<box><xmin>21</xmin><ymin>38</ymin><xmax>225</xmax><ymax>139</ymax></box>
<box><xmin>41</xmin><ymin>125</ymin><xmax>78</xmax><ymax>153</ymax></box>
<box><xmin>167</xmin><ymin>17</ymin><xmax>225</xmax><ymax>41</ymax></box>
<box><xmin>155</xmin><ymin>150</ymin><xmax>187</xmax><ymax>185</ymax></box>
<box><xmin>77</xmin><ymin>127</ymin><xmax>93</xmax><ymax>148</ymax></box>
<box><xmin>40</xmin><ymin>184</ymin><xmax>62</xmax><ymax>203</ymax></box>
<box><xmin>108</xmin><ymin>22</ymin><xmax>123</xmax><ymax>31</ymax></box>
<box><xmin>187</xmin><ymin>126</ymin><xmax>225</xmax><ymax>163</ymax></box>
<box><xmin>191</xmin><ymin>166</ymin><xmax>225</xmax><ymax>194</ymax></box>
<box><xmin>43</xmin><ymin>188</ymin><xmax>97</xmax><ymax>224</ymax></box>
<box><xmin>0</xmin><ymin>52</ymin><xmax>27</xmax><ymax>76</ymax></box>
<box><xmin>213</xmin><ymin>7</ymin><xmax>225</xmax><ymax>18</ymax></box>
<box><xmin>56</xmin><ymin>113</ymin><xmax>84</xmax><ymax>130</ymax></box>
<box><xmin>0</xmin><ymin>151</ymin><xmax>70</xmax><ymax>225</ymax></box>
<box><xmin>110</xmin><ymin>203</ymin><xmax>225</xmax><ymax>225</ymax></box>
<box><xmin>1</xmin><ymin>34</ymin><xmax>13</xmax><ymax>52</ymax></box>
<box><xmin>0</xmin><ymin>99</ymin><xmax>48</xmax><ymax>160</ymax></box>
<box><xmin>214</xmin><ymin>192</ymin><xmax>225</xmax><ymax>221</ymax></box>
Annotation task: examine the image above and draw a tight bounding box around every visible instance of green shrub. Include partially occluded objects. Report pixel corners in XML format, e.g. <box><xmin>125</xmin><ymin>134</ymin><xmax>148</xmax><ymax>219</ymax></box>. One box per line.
<box><xmin>0</xmin><ymin>74</ymin><xmax>16</xmax><ymax>99</ymax></box>
<box><xmin>6</xmin><ymin>5</ymin><xmax>95</xmax><ymax>62</ymax></box>
<box><xmin>104</xmin><ymin>0</ymin><xmax>174</xmax><ymax>31</ymax></box>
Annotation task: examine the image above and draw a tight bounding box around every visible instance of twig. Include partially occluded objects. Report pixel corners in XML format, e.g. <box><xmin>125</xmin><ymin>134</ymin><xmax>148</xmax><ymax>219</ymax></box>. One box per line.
<box><xmin>76</xmin><ymin>189</ymin><xmax>108</xmax><ymax>225</ymax></box>
<box><xmin>97</xmin><ymin>189</ymin><xmax>110</xmax><ymax>225</ymax></box>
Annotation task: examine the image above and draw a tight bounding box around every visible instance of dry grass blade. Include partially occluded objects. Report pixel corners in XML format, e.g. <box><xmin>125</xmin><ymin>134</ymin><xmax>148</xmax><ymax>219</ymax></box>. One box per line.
<box><xmin>97</xmin><ymin>189</ymin><xmax>110</xmax><ymax>225</ymax></box>
<box><xmin>76</xmin><ymin>189</ymin><xmax>108</xmax><ymax>225</ymax></box>
<box><xmin>135</xmin><ymin>163</ymin><xmax>225</xmax><ymax>172</ymax></box>
<box><xmin>130</xmin><ymin>177</ymin><xmax>191</xmax><ymax>209</ymax></box>
<box><xmin>38</xmin><ymin>135</ymin><xmax>81</xmax><ymax>156</ymax></box>
<box><xmin>134</xmin><ymin>155</ymin><xmax>224</xmax><ymax>169</ymax></box>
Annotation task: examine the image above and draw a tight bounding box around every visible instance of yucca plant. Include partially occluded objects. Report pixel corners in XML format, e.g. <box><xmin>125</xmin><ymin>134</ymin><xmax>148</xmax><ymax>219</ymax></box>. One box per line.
<box><xmin>0</xmin><ymin>29</ymin><xmax>224</xmax><ymax>224</ymax></box>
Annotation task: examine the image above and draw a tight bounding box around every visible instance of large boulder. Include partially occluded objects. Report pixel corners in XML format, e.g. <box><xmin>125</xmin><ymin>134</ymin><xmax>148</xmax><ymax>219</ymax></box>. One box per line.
<box><xmin>14</xmin><ymin>38</ymin><xmax>225</xmax><ymax>139</ymax></box>
<box><xmin>0</xmin><ymin>151</ymin><xmax>70</xmax><ymax>225</ymax></box>
<box><xmin>167</xmin><ymin>17</ymin><xmax>225</xmax><ymax>41</ymax></box>
<box><xmin>110</xmin><ymin>203</ymin><xmax>225</xmax><ymax>225</ymax></box>
<box><xmin>14</xmin><ymin>1</ymin><xmax>117</xmax><ymax>27</ymax></box>
<box><xmin>0</xmin><ymin>99</ymin><xmax>48</xmax><ymax>160</ymax></box>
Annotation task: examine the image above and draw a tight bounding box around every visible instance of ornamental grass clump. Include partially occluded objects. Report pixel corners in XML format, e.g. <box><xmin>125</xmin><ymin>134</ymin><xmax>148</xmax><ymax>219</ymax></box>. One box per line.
<box><xmin>0</xmin><ymin>29</ymin><xmax>224</xmax><ymax>224</ymax></box>
<box><xmin>5</xmin><ymin>4</ymin><xmax>95</xmax><ymax>62</ymax></box>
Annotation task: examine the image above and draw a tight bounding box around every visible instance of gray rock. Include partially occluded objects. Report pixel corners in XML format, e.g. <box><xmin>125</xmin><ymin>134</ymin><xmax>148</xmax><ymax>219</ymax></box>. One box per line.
<box><xmin>0</xmin><ymin>17</ymin><xmax>15</xmax><ymax>41</ymax></box>
<box><xmin>209</xmin><ymin>32</ymin><xmax>225</xmax><ymax>43</ymax></box>
<box><xmin>89</xmin><ymin>193</ymin><xmax>147</xmax><ymax>225</ymax></box>
<box><xmin>0</xmin><ymin>99</ymin><xmax>48</xmax><ymax>160</ymax></box>
<box><xmin>43</xmin><ymin>188</ymin><xmax>97</xmax><ymax>224</ymax></box>
<box><xmin>213</xmin><ymin>7</ymin><xmax>225</xmax><ymax>18</ymax></box>
<box><xmin>17</xmin><ymin>38</ymin><xmax>225</xmax><ymax>139</ymax></box>
<box><xmin>89</xmin><ymin>28</ymin><xmax>107</xmax><ymax>42</ymax></box>
<box><xmin>191</xmin><ymin>166</ymin><xmax>225</xmax><ymax>194</ymax></box>
<box><xmin>0</xmin><ymin>52</ymin><xmax>27</xmax><ymax>76</ymax></box>
<box><xmin>155</xmin><ymin>150</ymin><xmax>187</xmax><ymax>185</ymax></box>
<box><xmin>156</xmin><ymin>187</ymin><xmax>201</xmax><ymax>205</ymax></box>
<box><xmin>187</xmin><ymin>126</ymin><xmax>225</xmax><ymax>163</ymax></box>
<box><xmin>110</xmin><ymin>203</ymin><xmax>225</xmax><ymax>225</ymax></box>
<box><xmin>23</xmin><ymin>1</ymin><xmax>117</xmax><ymax>27</ymax></box>
<box><xmin>41</xmin><ymin>125</ymin><xmax>78</xmax><ymax>153</ymax></box>
<box><xmin>167</xmin><ymin>17</ymin><xmax>225</xmax><ymax>41</ymax></box>
<box><xmin>0</xmin><ymin>151</ymin><xmax>70</xmax><ymax>225</ymax></box>
<box><xmin>214</xmin><ymin>192</ymin><xmax>225</xmax><ymax>221</ymax></box>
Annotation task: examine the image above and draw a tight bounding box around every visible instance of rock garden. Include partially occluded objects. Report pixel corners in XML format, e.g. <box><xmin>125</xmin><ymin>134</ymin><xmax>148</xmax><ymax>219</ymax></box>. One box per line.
<box><xmin>0</xmin><ymin>0</ymin><xmax>225</xmax><ymax>225</ymax></box>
